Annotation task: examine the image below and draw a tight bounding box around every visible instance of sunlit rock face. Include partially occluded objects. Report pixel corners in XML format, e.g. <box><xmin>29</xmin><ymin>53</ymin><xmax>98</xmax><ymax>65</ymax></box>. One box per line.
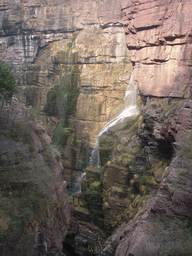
<box><xmin>121</xmin><ymin>0</ymin><xmax>192</xmax><ymax>97</ymax></box>
<box><xmin>0</xmin><ymin>0</ymin><xmax>132</xmax><ymax>189</ymax></box>
<box><xmin>70</xmin><ymin>0</ymin><xmax>132</xmax><ymax>147</ymax></box>
<box><xmin>71</xmin><ymin>0</ymin><xmax>122</xmax><ymax>28</ymax></box>
<box><xmin>0</xmin><ymin>0</ymin><xmax>74</xmax><ymax>63</ymax></box>
<box><xmin>75</xmin><ymin>26</ymin><xmax>131</xmax><ymax>147</ymax></box>
<box><xmin>0</xmin><ymin>0</ymin><xmax>75</xmax><ymax>112</ymax></box>
<box><xmin>0</xmin><ymin>0</ymin><xmax>132</xmax><ymax>147</ymax></box>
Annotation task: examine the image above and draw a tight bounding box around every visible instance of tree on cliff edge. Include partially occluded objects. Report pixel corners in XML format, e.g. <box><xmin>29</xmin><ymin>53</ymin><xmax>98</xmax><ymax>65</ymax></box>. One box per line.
<box><xmin>0</xmin><ymin>62</ymin><xmax>17</xmax><ymax>104</ymax></box>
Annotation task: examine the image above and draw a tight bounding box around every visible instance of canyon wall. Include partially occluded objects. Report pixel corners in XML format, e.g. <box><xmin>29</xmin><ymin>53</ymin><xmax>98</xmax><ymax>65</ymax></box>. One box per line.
<box><xmin>121</xmin><ymin>0</ymin><xmax>192</xmax><ymax>97</ymax></box>
<box><xmin>0</xmin><ymin>0</ymin><xmax>133</xmax><ymax>182</ymax></box>
<box><xmin>1</xmin><ymin>0</ymin><xmax>192</xmax><ymax>255</ymax></box>
<box><xmin>0</xmin><ymin>0</ymin><xmax>131</xmax><ymax>143</ymax></box>
<box><xmin>101</xmin><ymin>97</ymin><xmax>192</xmax><ymax>256</ymax></box>
<box><xmin>0</xmin><ymin>101</ymin><xmax>70</xmax><ymax>255</ymax></box>
<box><xmin>99</xmin><ymin>1</ymin><xmax>192</xmax><ymax>255</ymax></box>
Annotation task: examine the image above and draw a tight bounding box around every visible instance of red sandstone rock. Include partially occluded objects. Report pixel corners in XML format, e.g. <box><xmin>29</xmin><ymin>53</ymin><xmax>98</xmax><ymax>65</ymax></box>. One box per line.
<box><xmin>168</xmin><ymin>100</ymin><xmax>192</xmax><ymax>140</ymax></box>
<box><xmin>98</xmin><ymin>0</ymin><xmax>122</xmax><ymax>26</ymax></box>
<box><xmin>121</xmin><ymin>0</ymin><xmax>192</xmax><ymax>97</ymax></box>
<box><xmin>102</xmin><ymin>154</ymin><xmax>192</xmax><ymax>256</ymax></box>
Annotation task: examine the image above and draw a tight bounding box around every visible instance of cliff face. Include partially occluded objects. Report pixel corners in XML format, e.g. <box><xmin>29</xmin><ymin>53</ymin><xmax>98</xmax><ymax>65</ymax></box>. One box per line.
<box><xmin>0</xmin><ymin>0</ymin><xmax>130</xmax><ymax>136</ymax></box>
<box><xmin>101</xmin><ymin>99</ymin><xmax>192</xmax><ymax>256</ymax></box>
<box><xmin>0</xmin><ymin>0</ymin><xmax>74</xmax><ymax>63</ymax></box>
<box><xmin>0</xmin><ymin>100</ymin><xmax>70</xmax><ymax>255</ymax></box>
<box><xmin>121</xmin><ymin>0</ymin><xmax>192</xmax><ymax>97</ymax></box>
<box><xmin>1</xmin><ymin>0</ymin><xmax>192</xmax><ymax>255</ymax></box>
<box><xmin>0</xmin><ymin>0</ymin><xmax>132</xmax><ymax>178</ymax></box>
<box><xmin>99</xmin><ymin>1</ymin><xmax>192</xmax><ymax>255</ymax></box>
<box><xmin>0</xmin><ymin>0</ymin><xmax>132</xmax><ymax>252</ymax></box>
<box><xmin>0</xmin><ymin>0</ymin><xmax>74</xmax><ymax>109</ymax></box>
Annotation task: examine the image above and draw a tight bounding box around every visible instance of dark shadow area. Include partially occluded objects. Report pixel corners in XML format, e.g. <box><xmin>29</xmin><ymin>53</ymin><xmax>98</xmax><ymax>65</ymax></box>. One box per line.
<box><xmin>157</xmin><ymin>139</ymin><xmax>174</xmax><ymax>159</ymax></box>
<box><xmin>63</xmin><ymin>242</ymin><xmax>79</xmax><ymax>256</ymax></box>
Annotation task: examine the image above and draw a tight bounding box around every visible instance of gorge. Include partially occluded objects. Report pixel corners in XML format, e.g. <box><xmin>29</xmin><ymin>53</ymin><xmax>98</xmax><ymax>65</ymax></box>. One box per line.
<box><xmin>0</xmin><ymin>0</ymin><xmax>192</xmax><ymax>255</ymax></box>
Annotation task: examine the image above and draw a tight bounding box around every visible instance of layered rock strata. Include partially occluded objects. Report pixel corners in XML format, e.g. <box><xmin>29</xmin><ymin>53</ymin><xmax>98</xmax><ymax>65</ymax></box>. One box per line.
<box><xmin>121</xmin><ymin>0</ymin><xmax>192</xmax><ymax>97</ymax></box>
<box><xmin>0</xmin><ymin>0</ymin><xmax>131</xmax><ymax>141</ymax></box>
<box><xmin>98</xmin><ymin>0</ymin><xmax>192</xmax><ymax>254</ymax></box>
<box><xmin>1</xmin><ymin>1</ymin><xmax>192</xmax><ymax>255</ymax></box>
<box><xmin>0</xmin><ymin>0</ymin><xmax>132</xmax><ymax>180</ymax></box>
<box><xmin>0</xmin><ymin>0</ymin><xmax>74</xmax><ymax>63</ymax></box>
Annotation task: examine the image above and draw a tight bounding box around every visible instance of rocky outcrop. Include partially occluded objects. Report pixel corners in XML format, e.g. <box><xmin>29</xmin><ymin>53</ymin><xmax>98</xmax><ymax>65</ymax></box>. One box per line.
<box><xmin>60</xmin><ymin>2</ymin><xmax>132</xmax><ymax>187</ymax></box>
<box><xmin>98</xmin><ymin>0</ymin><xmax>192</xmax><ymax>253</ymax></box>
<box><xmin>103</xmin><ymin>154</ymin><xmax>192</xmax><ymax>255</ymax></box>
<box><xmin>121</xmin><ymin>0</ymin><xmax>192</xmax><ymax>97</ymax></box>
<box><xmin>0</xmin><ymin>100</ymin><xmax>70</xmax><ymax>255</ymax></box>
<box><xmin>0</xmin><ymin>0</ymin><xmax>130</xmax><ymax>135</ymax></box>
<box><xmin>0</xmin><ymin>0</ymin><xmax>74</xmax><ymax>111</ymax></box>
<box><xmin>101</xmin><ymin>98</ymin><xmax>192</xmax><ymax>255</ymax></box>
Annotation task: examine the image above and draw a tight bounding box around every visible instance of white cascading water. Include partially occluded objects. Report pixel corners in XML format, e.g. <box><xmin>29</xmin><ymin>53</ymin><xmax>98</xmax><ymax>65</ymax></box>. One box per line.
<box><xmin>89</xmin><ymin>72</ymin><xmax>139</xmax><ymax>170</ymax></box>
<box><xmin>88</xmin><ymin>137</ymin><xmax>101</xmax><ymax>169</ymax></box>
<box><xmin>68</xmin><ymin>170</ymin><xmax>86</xmax><ymax>196</ymax></box>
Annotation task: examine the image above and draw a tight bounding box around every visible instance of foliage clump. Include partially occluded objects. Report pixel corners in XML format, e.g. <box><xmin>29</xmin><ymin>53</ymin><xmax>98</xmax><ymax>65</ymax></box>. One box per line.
<box><xmin>0</xmin><ymin>62</ymin><xmax>17</xmax><ymax>104</ymax></box>
<box><xmin>53</xmin><ymin>123</ymin><xmax>73</xmax><ymax>147</ymax></box>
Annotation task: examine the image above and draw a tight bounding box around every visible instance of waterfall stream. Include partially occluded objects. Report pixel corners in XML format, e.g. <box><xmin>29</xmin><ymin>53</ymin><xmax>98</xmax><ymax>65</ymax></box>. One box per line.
<box><xmin>68</xmin><ymin>170</ymin><xmax>86</xmax><ymax>196</ymax></box>
<box><xmin>89</xmin><ymin>72</ymin><xmax>139</xmax><ymax>169</ymax></box>
<box><xmin>88</xmin><ymin>137</ymin><xmax>101</xmax><ymax>169</ymax></box>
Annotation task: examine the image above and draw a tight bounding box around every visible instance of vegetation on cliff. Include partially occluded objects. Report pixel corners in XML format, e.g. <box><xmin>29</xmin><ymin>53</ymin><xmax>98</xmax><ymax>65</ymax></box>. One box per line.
<box><xmin>44</xmin><ymin>65</ymin><xmax>79</xmax><ymax>147</ymax></box>
<box><xmin>0</xmin><ymin>62</ymin><xmax>17</xmax><ymax>104</ymax></box>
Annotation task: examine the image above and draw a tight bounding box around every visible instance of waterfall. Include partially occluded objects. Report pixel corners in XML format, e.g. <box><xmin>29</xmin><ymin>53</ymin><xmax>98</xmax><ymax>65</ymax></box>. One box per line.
<box><xmin>88</xmin><ymin>138</ymin><xmax>100</xmax><ymax>169</ymax></box>
<box><xmin>98</xmin><ymin>73</ymin><xmax>138</xmax><ymax>137</ymax></box>
<box><xmin>89</xmin><ymin>72</ymin><xmax>139</xmax><ymax>170</ymax></box>
<box><xmin>68</xmin><ymin>170</ymin><xmax>86</xmax><ymax>196</ymax></box>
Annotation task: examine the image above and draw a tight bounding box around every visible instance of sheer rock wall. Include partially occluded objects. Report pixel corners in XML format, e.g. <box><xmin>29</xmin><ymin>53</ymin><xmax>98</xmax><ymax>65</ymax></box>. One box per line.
<box><xmin>0</xmin><ymin>1</ymin><xmax>132</xmax><ymax>178</ymax></box>
<box><xmin>121</xmin><ymin>0</ymin><xmax>192</xmax><ymax>97</ymax></box>
<box><xmin>100</xmin><ymin>0</ymin><xmax>192</xmax><ymax>255</ymax></box>
<box><xmin>0</xmin><ymin>0</ymin><xmax>131</xmax><ymax>144</ymax></box>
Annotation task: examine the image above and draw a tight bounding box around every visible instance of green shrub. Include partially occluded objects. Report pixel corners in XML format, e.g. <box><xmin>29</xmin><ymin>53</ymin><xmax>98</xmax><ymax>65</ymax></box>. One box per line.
<box><xmin>85</xmin><ymin>191</ymin><xmax>103</xmax><ymax>209</ymax></box>
<box><xmin>53</xmin><ymin>123</ymin><xmax>73</xmax><ymax>147</ymax></box>
<box><xmin>1</xmin><ymin>155</ymin><xmax>7</xmax><ymax>162</ymax></box>
<box><xmin>44</xmin><ymin>85</ymin><xmax>59</xmax><ymax>116</ymax></box>
<box><xmin>89</xmin><ymin>181</ymin><xmax>102</xmax><ymax>192</ymax></box>
<box><xmin>120</xmin><ymin>115</ymin><xmax>140</xmax><ymax>133</ymax></box>
<box><xmin>0</xmin><ymin>62</ymin><xmax>17</xmax><ymax>104</ymax></box>
<box><xmin>29</xmin><ymin>145</ymin><xmax>35</xmax><ymax>154</ymax></box>
<box><xmin>45</xmin><ymin>67</ymin><xmax>79</xmax><ymax>148</ymax></box>
<box><xmin>99</xmin><ymin>132</ymin><xmax>115</xmax><ymax>149</ymax></box>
